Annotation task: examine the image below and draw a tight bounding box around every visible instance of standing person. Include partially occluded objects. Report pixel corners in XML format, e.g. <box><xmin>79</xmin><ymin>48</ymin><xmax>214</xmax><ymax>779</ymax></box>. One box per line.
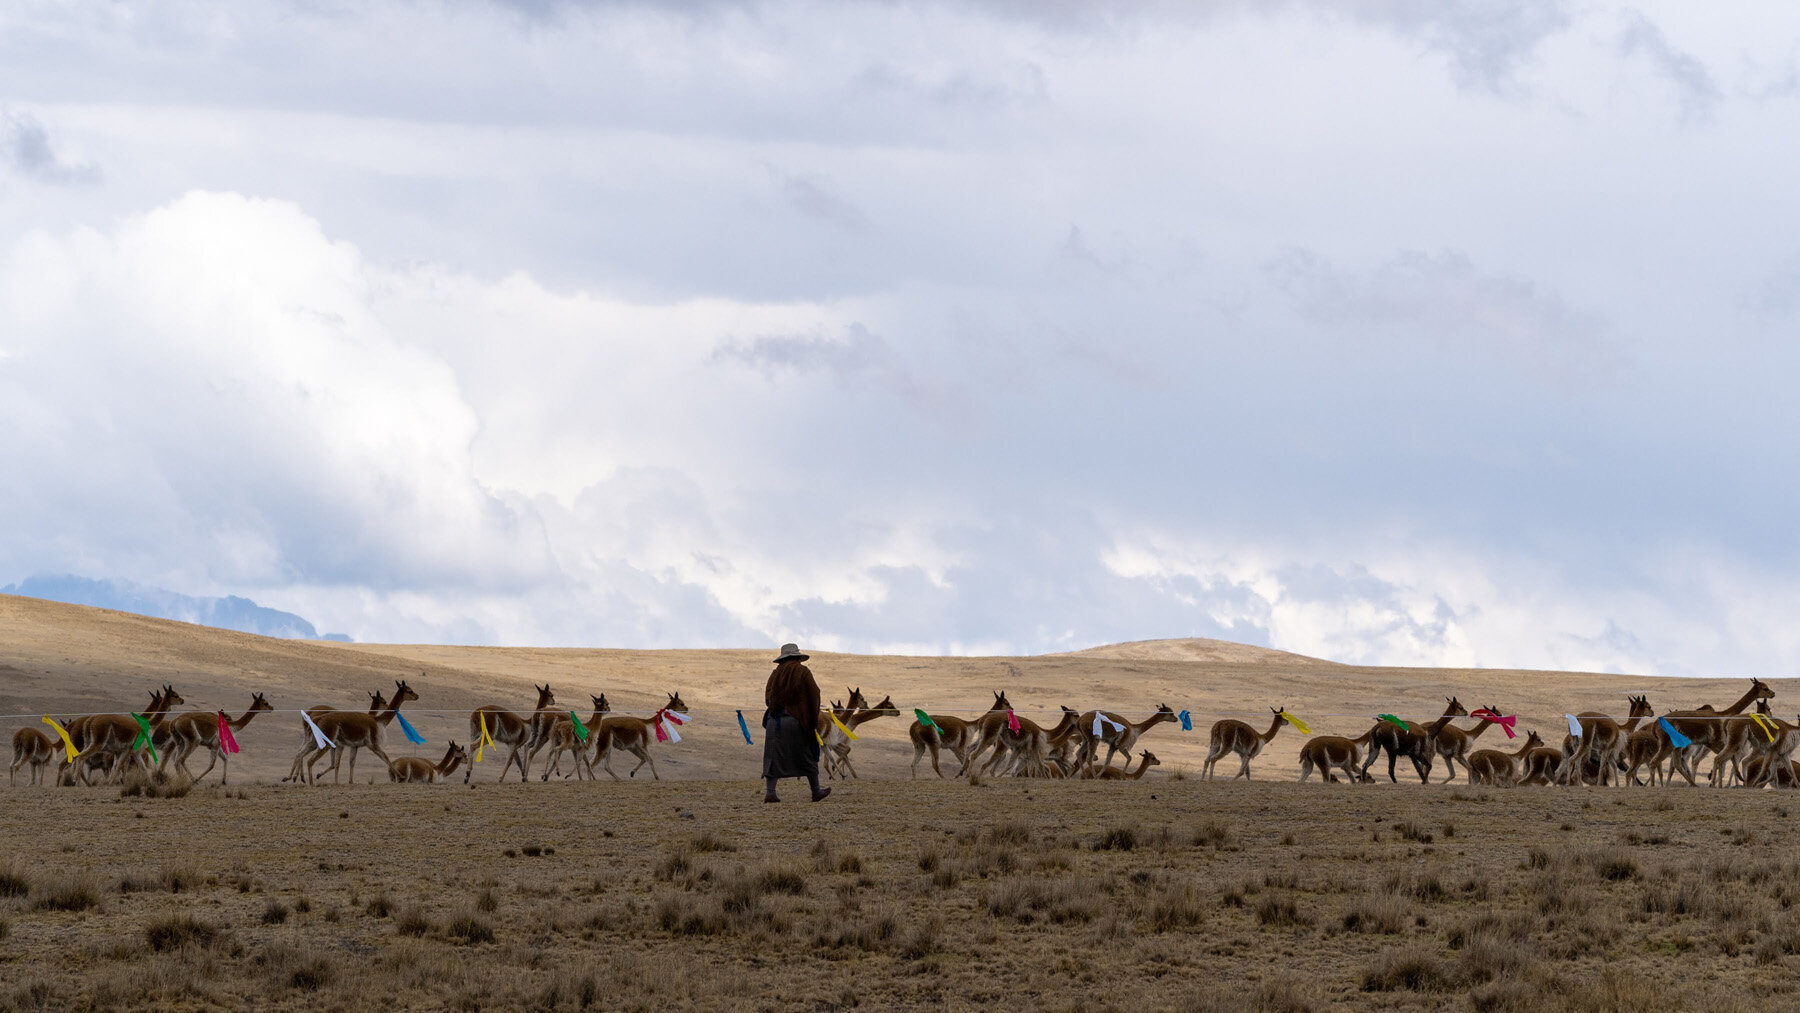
<box><xmin>763</xmin><ymin>643</ymin><xmax>830</xmax><ymax>803</ymax></box>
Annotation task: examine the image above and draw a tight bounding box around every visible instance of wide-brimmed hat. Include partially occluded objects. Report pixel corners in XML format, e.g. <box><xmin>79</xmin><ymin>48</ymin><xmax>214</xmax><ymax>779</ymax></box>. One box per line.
<box><xmin>774</xmin><ymin>643</ymin><xmax>810</xmax><ymax>663</ymax></box>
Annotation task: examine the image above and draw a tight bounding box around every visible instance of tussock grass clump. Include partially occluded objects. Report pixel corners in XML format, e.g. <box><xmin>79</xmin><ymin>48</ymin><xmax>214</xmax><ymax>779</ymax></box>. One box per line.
<box><xmin>1093</xmin><ymin>826</ymin><xmax>1137</xmax><ymax>852</ymax></box>
<box><xmin>1392</xmin><ymin>820</ymin><xmax>1433</xmax><ymax>844</ymax></box>
<box><xmin>898</xmin><ymin>916</ymin><xmax>942</xmax><ymax>959</ymax></box>
<box><xmin>1341</xmin><ymin>892</ymin><xmax>1409</xmax><ymax>935</ymax></box>
<box><xmin>1360</xmin><ymin>946</ymin><xmax>1453</xmax><ymax>992</ymax></box>
<box><xmin>159</xmin><ymin>860</ymin><xmax>202</xmax><ymax>893</ymax></box>
<box><xmin>1193</xmin><ymin>821</ymin><xmax>1234</xmax><ymax>850</ymax></box>
<box><xmin>1254</xmin><ymin>895</ymin><xmax>1309</xmax><ymax>928</ymax></box>
<box><xmin>654</xmin><ymin>846</ymin><xmax>692</xmax><ymax>882</ymax></box>
<box><xmin>690</xmin><ymin>832</ymin><xmax>737</xmax><ymax>853</ymax></box>
<box><xmin>261</xmin><ymin>899</ymin><xmax>290</xmax><ymax>925</ymax></box>
<box><xmin>810</xmin><ymin>904</ymin><xmax>899</xmax><ymax>950</ymax></box>
<box><xmin>119</xmin><ymin>768</ymin><xmax>193</xmax><ymax>799</ymax></box>
<box><xmin>445</xmin><ymin>908</ymin><xmax>496</xmax><ymax>944</ymax></box>
<box><xmin>537</xmin><ymin>970</ymin><xmax>601</xmax><ymax>1010</ymax></box>
<box><xmin>1148</xmin><ymin>882</ymin><xmax>1206</xmax><ymax>931</ymax></box>
<box><xmin>32</xmin><ymin>871</ymin><xmax>100</xmax><ymax>912</ymax></box>
<box><xmin>144</xmin><ymin>914</ymin><xmax>223</xmax><ymax>952</ymax></box>
<box><xmin>475</xmin><ymin>887</ymin><xmax>499</xmax><ymax>913</ymax></box>
<box><xmin>364</xmin><ymin>893</ymin><xmax>393</xmax><ymax>918</ymax></box>
<box><xmin>1585</xmin><ymin>848</ymin><xmax>1639</xmax><ymax>882</ymax></box>
<box><xmin>256</xmin><ymin>940</ymin><xmax>338</xmax><ymax>992</ymax></box>
<box><xmin>394</xmin><ymin>905</ymin><xmax>431</xmax><ymax>937</ymax></box>
<box><xmin>0</xmin><ymin>859</ymin><xmax>32</xmax><ymax>898</ymax></box>
<box><xmin>983</xmin><ymin>821</ymin><xmax>1034</xmax><ymax>846</ymax></box>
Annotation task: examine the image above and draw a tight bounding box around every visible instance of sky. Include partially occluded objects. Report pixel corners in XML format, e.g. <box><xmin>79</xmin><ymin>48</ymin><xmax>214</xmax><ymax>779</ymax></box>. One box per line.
<box><xmin>2</xmin><ymin>1</ymin><xmax>1799</xmax><ymax>674</ymax></box>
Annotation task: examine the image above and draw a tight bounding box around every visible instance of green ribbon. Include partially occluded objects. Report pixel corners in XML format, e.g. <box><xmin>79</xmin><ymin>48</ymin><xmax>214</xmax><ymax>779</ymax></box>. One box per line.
<box><xmin>569</xmin><ymin>710</ymin><xmax>589</xmax><ymax>743</ymax></box>
<box><xmin>914</xmin><ymin>709</ymin><xmax>941</xmax><ymax>733</ymax></box>
<box><xmin>1377</xmin><ymin>714</ymin><xmax>1410</xmax><ymax>731</ymax></box>
<box><xmin>132</xmin><ymin>713</ymin><xmax>159</xmax><ymax>763</ymax></box>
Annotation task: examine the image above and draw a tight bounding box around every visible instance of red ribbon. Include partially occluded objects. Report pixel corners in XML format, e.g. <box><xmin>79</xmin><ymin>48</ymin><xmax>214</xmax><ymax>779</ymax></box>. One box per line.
<box><xmin>1007</xmin><ymin>709</ymin><xmax>1020</xmax><ymax>734</ymax></box>
<box><xmin>1471</xmin><ymin>708</ymin><xmax>1516</xmax><ymax>739</ymax></box>
<box><xmin>652</xmin><ymin>709</ymin><xmax>686</xmax><ymax>743</ymax></box>
<box><xmin>217</xmin><ymin>711</ymin><xmax>240</xmax><ymax>754</ymax></box>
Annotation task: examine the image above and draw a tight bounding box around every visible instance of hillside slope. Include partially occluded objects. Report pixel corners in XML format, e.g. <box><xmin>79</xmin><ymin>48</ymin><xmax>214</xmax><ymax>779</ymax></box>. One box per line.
<box><xmin>1</xmin><ymin>593</ymin><xmax>1788</xmax><ymax>783</ymax></box>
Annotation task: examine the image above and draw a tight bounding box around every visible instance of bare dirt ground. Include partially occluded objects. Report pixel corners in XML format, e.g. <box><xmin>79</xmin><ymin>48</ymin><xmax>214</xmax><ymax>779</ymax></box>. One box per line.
<box><xmin>3</xmin><ymin>594</ymin><xmax>1799</xmax><ymax>1011</ymax></box>
<box><xmin>2</xmin><ymin>780</ymin><xmax>1797</xmax><ymax>1011</ymax></box>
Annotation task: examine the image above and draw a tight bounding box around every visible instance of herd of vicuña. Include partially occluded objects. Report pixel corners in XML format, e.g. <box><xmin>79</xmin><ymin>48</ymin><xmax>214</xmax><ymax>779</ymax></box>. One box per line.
<box><xmin>12</xmin><ymin>677</ymin><xmax>1796</xmax><ymax>788</ymax></box>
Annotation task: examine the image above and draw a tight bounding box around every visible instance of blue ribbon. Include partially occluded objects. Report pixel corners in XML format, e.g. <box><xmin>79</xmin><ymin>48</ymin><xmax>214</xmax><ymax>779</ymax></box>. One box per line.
<box><xmin>1178</xmin><ymin>710</ymin><xmax>1192</xmax><ymax>732</ymax></box>
<box><xmin>396</xmin><ymin>711</ymin><xmax>426</xmax><ymax>745</ymax></box>
<box><xmin>737</xmin><ymin>709</ymin><xmax>754</xmax><ymax>745</ymax></box>
<box><xmin>1658</xmin><ymin>717</ymin><xmax>1691</xmax><ymax>749</ymax></box>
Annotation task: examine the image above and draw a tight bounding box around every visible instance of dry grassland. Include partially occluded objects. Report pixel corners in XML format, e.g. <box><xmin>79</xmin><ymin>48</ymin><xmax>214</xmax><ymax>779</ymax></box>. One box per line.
<box><xmin>3</xmin><ymin>778</ymin><xmax>1799</xmax><ymax>1011</ymax></box>
<box><xmin>5</xmin><ymin>594</ymin><xmax>1800</xmax><ymax>1010</ymax></box>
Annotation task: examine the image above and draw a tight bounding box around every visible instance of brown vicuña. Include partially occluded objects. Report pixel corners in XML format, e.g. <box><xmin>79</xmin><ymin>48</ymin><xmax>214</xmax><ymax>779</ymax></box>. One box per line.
<box><xmin>466</xmin><ymin>683</ymin><xmax>558</xmax><ymax>783</ymax></box>
<box><xmin>1202</xmin><ymin>707</ymin><xmax>1290</xmax><ymax>781</ymax></box>
<box><xmin>390</xmin><ymin>741</ymin><xmax>469</xmax><ymax>783</ymax></box>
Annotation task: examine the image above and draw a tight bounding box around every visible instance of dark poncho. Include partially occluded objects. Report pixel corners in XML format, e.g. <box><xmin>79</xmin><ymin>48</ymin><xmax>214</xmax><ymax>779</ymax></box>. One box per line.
<box><xmin>762</xmin><ymin>659</ymin><xmax>821</xmax><ymax>780</ymax></box>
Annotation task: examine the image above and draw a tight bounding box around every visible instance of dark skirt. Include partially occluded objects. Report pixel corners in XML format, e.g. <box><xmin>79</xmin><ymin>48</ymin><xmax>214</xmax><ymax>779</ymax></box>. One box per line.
<box><xmin>762</xmin><ymin>710</ymin><xmax>818</xmax><ymax>780</ymax></box>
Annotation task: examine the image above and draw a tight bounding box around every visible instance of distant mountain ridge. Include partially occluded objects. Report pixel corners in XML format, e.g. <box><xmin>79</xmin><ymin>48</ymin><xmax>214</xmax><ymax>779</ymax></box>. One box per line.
<box><xmin>1</xmin><ymin>575</ymin><xmax>351</xmax><ymax>642</ymax></box>
<box><xmin>1050</xmin><ymin>637</ymin><xmax>1335</xmax><ymax>666</ymax></box>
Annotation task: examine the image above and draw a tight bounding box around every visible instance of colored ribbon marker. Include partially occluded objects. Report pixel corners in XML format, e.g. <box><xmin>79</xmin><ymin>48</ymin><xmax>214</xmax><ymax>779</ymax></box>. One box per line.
<box><xmin>41</xmin><ymin>716</ymin><xmax>77</xmax><ymax>762</ymax></box>
<box><xmin>1471</xmin><ymin>708</ymin><xmax>1517</xmax><ymax>740</ymax></box>
<box><xmin>474</xmin><ymin>712</ymin><xmax>492</xmax><ymax>762</ymax></box>
<box><xmin>914</xmin><ymin>709</ymin><xmax>941</xmax><ymax>733</ymax></box>
<box><xmin>396</xmin><ymin>711</ymin><xmax>427</xmax><ymax>745</ymax></box>
<box><xmin>302</xmin><ymin>710</ymin><xmax>336</xmax><ymax>750</ymax></box>
<box><xmin>1278</xmin><ymin>712</ymin><xmax>1311</xmax><ymax>735</ymax></box>
<box><xmin>1178</xmin><ymin>710</ymin><xmax>1192</xmax><ymax>732</ymax></box>
<box><xmin>1093</xmin><ymin>713</ymin><xmax>1123</xmax><ymax>737</ymax></box>
<box><xmin>1656</xmin><ymin>716</ymin><xmax>1684</xmax><ymax>748</ymax></box>
<box><xmin>737</xmin><ymin>709</ymin><xmax>754</xmax><ymax>745</ymax></box>
<box><xmin>217</xmin><ymin>712</ymin><xmax>240</xmax><ymax>754</ymax></box>
<box><xmin>1006</xmin><ymin>710</ymin><xmax>1020</xmax><ymax>734</ymax></box>
<box><xmin>1377</xmin><ymin>714</ymin><xmax>1410</xmax><ymax>730</ymax></box>
<box><xmin>131</xmin><ymin>713</ymin><xmax>158</xmax><ymax>764</ymax></box>
<box><xmin>568</xmin><ymin>711</ymin><xmax>590</xmax><ymax>744</ymax></box>
<box><xmin>829</xmin><ymin>712</ymin><xmax>859</xmax><ymax>741</ymax></box>
<box><xmin>1659</xmin><ymin>717</ymin><xmax>1692</xmax><ymax>749</ymax></box>
<box><xmin>654</xmin><ymin>709</ymin><xmax>688</xmax><ymax>744</ymax></box>
<box><xmin>1566</xmin><ymin>714</ymin><xmax>1583</xmax><ymax>738</ymax></box>
<box><xmin>1751</xmin><ymin>713</ymin><xmax>1778</xmax><ymax>743</ymax></box>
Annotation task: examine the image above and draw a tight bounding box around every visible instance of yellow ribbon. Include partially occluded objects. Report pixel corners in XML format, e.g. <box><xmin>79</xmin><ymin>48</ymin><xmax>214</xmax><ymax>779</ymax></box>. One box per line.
<box><xmin>42</xmin><ymin>716</ymin><xmax>77</xmax><ymax>762</ymax></box>
<box><xmin>476</xmin><ymin>712</ymin><xmax>494</xmax><ymax>762</ymax></box>
<box><xmin>815</xmin><ymin>730</ymin><xmax>824</xmax><ymax>745</ymax></box>
<box><xmin>1751</xmin><ymin>713</ymin><xmax>1777</xmax><ymax>743</ymax></box>
<box><xmin>1279</xmin><ymin>712</ymin><xmax>1311</xmax><ymax>735</ymax></box>
<box><xmin>829</xmin><ymin>712</ymin><xmax>859</xmax><ymax>741</ymax></box>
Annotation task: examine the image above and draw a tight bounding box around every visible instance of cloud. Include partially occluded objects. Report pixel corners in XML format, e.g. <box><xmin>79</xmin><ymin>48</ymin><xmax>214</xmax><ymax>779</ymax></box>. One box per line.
<box><xmin>1</xmin><ymin>109</ymin><xmax>100</xmax><ymax>185</ymax></box>
<box><xmin>770</xmin><ymin>168</ymin><xmax>870</xmax><ymax>231</ymax></box>
<box><xmin>1616</xmin><ymin>9</ymin><xmax>1720</xmax><ymax>122</ymax></box>
<box><xmin>1265</xmin><ymin>247</ymin><xmax>1623</xmax><ymax>387</ymax></box>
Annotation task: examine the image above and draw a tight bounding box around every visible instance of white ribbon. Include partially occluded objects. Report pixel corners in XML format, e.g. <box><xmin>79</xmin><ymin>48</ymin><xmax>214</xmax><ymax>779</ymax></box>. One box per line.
<box><xmin>1566</xmin><ymin>714</ymin><xmax>1582</xmax><ymax>738</ymax></box>
<box><xmin>302</xmin><ymin>710</ymin><xmax>336</xmax><ymax>749</ymax></box>
<box><xmin>660</xmin><ymin>719</ymin><xmax>682</xmax><ymax>743</ymax></box>
<box><xmin>664</xmin><ymin>710</ymin><xmax>691</xmax><ymax>724</ymax></box>
<box><xmin>1092</xmin><ymin>713</ymin><xmax>1123</xmax><ymax>736</ymax></box>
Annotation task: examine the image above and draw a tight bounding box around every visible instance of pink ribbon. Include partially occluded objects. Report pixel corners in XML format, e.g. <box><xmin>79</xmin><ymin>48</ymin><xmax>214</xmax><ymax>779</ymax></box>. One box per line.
<box><xmin>217</xmin><ymin>711</ymin><xmax>240</xmax><ymax>754</ymax></box>
<box><xmin>1471</xmin><ymin>709</ymin><xmax>1516</xmax><ymax>739</ymax></box>
<box><xmin>1007</xmin><ymin>710</ymin><xmax>1020</xmax><ymax>734</ymax></box>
